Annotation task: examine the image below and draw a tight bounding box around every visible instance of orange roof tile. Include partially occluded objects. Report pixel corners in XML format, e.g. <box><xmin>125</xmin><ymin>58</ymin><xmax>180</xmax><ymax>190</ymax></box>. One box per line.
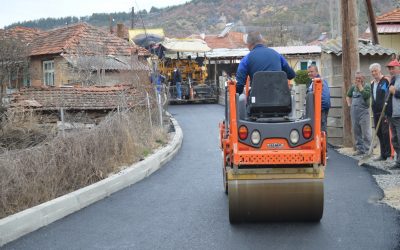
<box><xmin>376</xmin><ymin>8</ymin><xmax>400</xmax><ymax>24</ymax></box>
<box><xmin>191</xmin><ymin>31</ymin><xmax>247</xmax><ymax>49</ymax></box>
<box><xmin>30</xmin><ymin>23</ymin><xmax>133</xmax><ymax>57</ymax></box>
<box><xmin>1</xmin><ymin>26</ymin><xmax>44</xmax><ymax>43</ymax></box>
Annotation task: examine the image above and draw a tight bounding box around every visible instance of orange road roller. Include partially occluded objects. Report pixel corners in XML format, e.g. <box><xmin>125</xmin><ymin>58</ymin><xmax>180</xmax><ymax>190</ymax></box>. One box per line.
<box><xmin>219</xmin><ymin>71</ymin><xmax>326</xmax><ymax>223</ymax></box>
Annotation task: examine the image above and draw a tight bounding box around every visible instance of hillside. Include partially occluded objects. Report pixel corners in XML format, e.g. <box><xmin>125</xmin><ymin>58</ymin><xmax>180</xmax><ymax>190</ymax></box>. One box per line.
<box><xmin>6</xmin><ymin>0</ymin><xmax>398</xmax><ymax>46</ymax></box>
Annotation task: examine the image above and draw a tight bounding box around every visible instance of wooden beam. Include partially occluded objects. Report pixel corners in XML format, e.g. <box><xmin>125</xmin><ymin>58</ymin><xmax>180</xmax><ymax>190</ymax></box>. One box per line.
<box><xmin>365</xmin><ymin>0</ymin><xmax>379</xmax><ymax>45</ymax></box>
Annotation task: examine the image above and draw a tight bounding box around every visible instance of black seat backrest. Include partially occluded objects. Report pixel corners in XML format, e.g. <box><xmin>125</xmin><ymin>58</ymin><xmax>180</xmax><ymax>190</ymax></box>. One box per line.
<box><xmin>248</xmin><ymin>71</ymin><xmax>291</xmax><ymax>117</ymax></box>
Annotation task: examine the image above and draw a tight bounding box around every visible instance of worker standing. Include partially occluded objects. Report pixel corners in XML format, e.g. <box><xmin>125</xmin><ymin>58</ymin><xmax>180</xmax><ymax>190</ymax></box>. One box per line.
<box><xmin>173</xmin><ymin>67</ymin><xmax>182</xmax><ymax>100</ymax></box>
<box><xmin>386</xmin><ymin>60</ymin><xmax>400</xmax><ymax>169</ymax></box>
<box><xmin>370</xmin><ymin>63</ymin><xmax>391</xmax><ymax>161</ymax></box>
<box><xmin>346</xmin><ymin>72</ymin><xmax>372</xmax><ymax>155</ymax></box>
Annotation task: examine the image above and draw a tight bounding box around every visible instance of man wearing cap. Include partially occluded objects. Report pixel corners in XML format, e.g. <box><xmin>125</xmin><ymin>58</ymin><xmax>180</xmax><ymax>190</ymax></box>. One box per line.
<box><xmin>235</xmin><ymin>31</ymin><xmax>295</xmax><ymax>94</ymax></box>
<box><xmin>386</xmin><ymin>59</ymin><xmax>400</xmax><ymax>169</ymax></box>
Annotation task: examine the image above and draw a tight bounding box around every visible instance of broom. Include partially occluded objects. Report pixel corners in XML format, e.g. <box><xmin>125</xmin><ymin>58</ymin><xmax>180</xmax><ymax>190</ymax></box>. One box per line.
<box><xmin>358</xmin><ymin>93</ymin><xmax>392</xmax><ymax>166</ymax></box>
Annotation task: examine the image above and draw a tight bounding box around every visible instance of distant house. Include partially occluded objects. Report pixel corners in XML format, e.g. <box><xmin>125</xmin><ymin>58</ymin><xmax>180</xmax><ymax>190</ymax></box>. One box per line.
<box><xmin>365</xmin><ymin>8</ymin><xmax>400</xmax><ymax>53</ymax></box>
<box><xmin>1</xmin><ymin>23</ymin><xmax>151</xmax><ymax>89</ymax></box>
<box><xmin>26</xmin><ymin>23</ymin><xmax>150</xmax><ymax>87</ymax></box>
<box><xmin>0</xmin><ymin>26</ymin><xmax>44</xmax><ymax>89</ymax></box>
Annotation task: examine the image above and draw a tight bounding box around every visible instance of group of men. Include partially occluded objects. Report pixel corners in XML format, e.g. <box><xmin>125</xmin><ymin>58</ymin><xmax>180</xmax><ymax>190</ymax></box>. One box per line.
<box><xmin>235</xmin><ymin>31</ymin><xmax>400</xmax><ymax>168</ymax></box>
<box><xmin>346</xmin><ymin>60</ymin><xmax>400</xmax><ymax>169</ymax></box>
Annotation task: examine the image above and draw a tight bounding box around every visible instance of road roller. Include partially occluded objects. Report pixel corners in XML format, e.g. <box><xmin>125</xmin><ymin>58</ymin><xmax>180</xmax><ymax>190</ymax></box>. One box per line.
<box><xmin>219</xmin><ymin>71</ymin><xmax>326</xmax><ymax>223</ymax></box>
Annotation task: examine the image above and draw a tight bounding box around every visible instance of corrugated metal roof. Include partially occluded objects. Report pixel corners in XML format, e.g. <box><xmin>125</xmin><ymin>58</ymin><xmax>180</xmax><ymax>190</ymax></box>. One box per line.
<box><xmin>366</xmin><ymin>24</ymin><xmax>400</xmax><ymax>34</ymax></box>
<box><xmin>205</xmin><ymin>46</ymin><xmax>321</xmax><ymax>59</ymax></box>
<box><xmin>321</xmin><ymin>38</ymin><xmax>395</xmax><ymax>56</ymax></box>
<box><xmin>206</xmin><ymin>48</ymin><xmax>249</xmax><ymax>58</ymax></box>
<box><xmin>161</xmin><ymin>38</ymin><xmax>211</xmax><ymax>52</ymax></box>
<box><xmin>272</xmin><ymin>46</ymin><xmax>321</xmax><ymax>55</ymax></box>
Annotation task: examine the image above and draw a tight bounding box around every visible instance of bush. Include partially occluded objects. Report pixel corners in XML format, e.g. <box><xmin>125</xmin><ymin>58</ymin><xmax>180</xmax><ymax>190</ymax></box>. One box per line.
<box><xmin>294</xmin><ymin>70</ymin><xmax>310</xmax><ymax>85</ymax></box>
<box><xmin>0</xmin><ymin>105</ymin><xmax>167</xmax><ymax>219</ymax></box>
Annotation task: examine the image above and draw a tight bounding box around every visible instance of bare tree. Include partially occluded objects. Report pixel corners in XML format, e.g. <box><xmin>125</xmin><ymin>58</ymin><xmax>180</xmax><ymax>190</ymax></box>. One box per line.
<box><xmin>63</xmin><ymin>41</ymin><xmax>109</xmax><ymax>86</ymax></box>
<box><xmin>0</xmin><ymin>37</ymin><xmax>29</xmax><ymax>107</ymax></box>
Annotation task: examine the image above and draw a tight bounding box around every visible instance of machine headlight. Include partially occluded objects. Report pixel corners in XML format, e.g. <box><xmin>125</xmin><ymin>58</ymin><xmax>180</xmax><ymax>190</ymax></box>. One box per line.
<box><xmin>289</xmin><ymin>130</ymin><xmax>300</xmax><ymax>144</ymax></box>
<box><xmin>251</xmin><ymin>130</ymin><xmax>261</xmax><ymax>145</ymax></box>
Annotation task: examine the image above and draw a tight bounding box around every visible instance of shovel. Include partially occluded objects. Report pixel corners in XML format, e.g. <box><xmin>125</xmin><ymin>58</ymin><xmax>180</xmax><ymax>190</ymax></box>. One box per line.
<box><xmin>358</xmin><ymin>93</ymin><xmax>392</xmax><ymax>166</ymax></box>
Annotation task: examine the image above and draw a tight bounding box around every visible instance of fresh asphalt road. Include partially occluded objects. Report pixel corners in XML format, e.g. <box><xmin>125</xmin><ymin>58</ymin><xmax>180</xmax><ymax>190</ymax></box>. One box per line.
<box><xmin>3</xmin><ymin>104</ymin><xmax>400</xmax><ymax>250</ymax></box>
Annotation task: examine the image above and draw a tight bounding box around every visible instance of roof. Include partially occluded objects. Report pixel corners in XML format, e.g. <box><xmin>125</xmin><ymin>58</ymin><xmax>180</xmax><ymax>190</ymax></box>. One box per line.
<box><xmin>376</xmin><ymin>8</ymin><xmax>400</xmax><ymax>24</ymax></box>
<box><xmin>10</xmin><ymin>85</ymin><xmax>145</xmax><ymax>111</ymax></box>
<box><xmin>190</xmin><ymin>31</ymin><xmax>247</xmax><ymax>49</ymax></box>
<box><xmin>365</xmin><ymin>24</ymin><xmax>400</xmax><ymax>34</ymax></box>
<box><xmin>30</xmin><ymin>23</ymin><xmax>133</xmax><ymax>56</ymax></box>
<box><xmin>161</xmin><ymin>38</ymin><xmax>211</xmax><ymax>52</ymax></box>
<box><xmin>0</xmin><ymin>26</ymin><xmax>44</xmax><ymax>43</ymax></box>
<box><xmin>272</xmin><ymin>46</ymin><xmax>321</xmax><ymax>55</ymax></box>
<box><xmin>205</xmin><ymin>48</ymin><xmax>249</xmax><ymax>59</ymax></box>
<box><xmin>205</xmin><ymin>46</ymin><xmax>321</xmax><ymax>59</ymax></box>
<box><xmin>321</xmin><ymin>38</ymin><xmax>396</xmax><ymax>56</ymax></box>
<box><xmin>129</xmin><ymin>28</ymin><xmax>165</xmax><ymax>42</ymax></box>
<box><xmin>62</xmin><ymin>55</ymin><xmax>151</xmax><ymax>71</ymax></box>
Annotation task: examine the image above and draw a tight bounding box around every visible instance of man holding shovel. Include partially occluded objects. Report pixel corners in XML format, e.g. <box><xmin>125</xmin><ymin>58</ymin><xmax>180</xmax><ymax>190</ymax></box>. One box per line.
<box><xmin>370</xmin><ymin>63</ymin><xmax>391</xmax><ymax>161</ymax></box>
<box><xmin>386</xmin><ymin>60</ymin><xmax>400</xmax><ymax>169</ymax></box>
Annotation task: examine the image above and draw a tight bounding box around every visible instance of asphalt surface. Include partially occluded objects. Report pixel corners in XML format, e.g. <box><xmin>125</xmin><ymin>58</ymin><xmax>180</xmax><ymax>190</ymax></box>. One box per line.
<box><xmin>3</xmin><ymin>104</ymin><xmax>400</xmax><ymax>250</ymax></box>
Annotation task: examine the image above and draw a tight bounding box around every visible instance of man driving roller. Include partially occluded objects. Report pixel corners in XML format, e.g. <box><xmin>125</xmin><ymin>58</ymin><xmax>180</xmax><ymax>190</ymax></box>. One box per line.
<box><xmin>235</xmin><ymin>31</ymin><xmax>296</xmax><ymax>94</ymax></box>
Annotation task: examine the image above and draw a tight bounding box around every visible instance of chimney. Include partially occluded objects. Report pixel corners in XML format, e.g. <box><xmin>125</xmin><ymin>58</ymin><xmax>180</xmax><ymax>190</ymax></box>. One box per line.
<box><xmin>109</xmin><ymin>15</ymin><xmax>113</xmax><ymax>34</ymax></box>
<box><xmin>117</xmin><ymin>23</ymin><xmax>124</xmax><ymax>38</ymax></box>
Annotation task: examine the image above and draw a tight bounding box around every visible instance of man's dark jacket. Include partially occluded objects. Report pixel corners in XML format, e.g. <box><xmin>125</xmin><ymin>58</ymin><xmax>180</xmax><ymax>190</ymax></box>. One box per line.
<box><xmin>236</xmin><ymin>44</ymin><xmax>295</xmax><ymax>94</ymax></box>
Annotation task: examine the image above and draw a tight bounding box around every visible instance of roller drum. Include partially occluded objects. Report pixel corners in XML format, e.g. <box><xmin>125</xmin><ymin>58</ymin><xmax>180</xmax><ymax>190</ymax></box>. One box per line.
<box><xmin>228</xmin><ymin>179</ymin><xmax>324</xmax><ymax>223</ymax></box>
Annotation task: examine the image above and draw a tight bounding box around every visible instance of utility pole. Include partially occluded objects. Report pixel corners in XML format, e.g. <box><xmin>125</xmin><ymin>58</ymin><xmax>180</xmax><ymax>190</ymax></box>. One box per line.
<box><xmin>341</xmin><ymin>0</ymin><xmax>359</xmax><ymax>147</ymax></box>
<box><xmin>131</xmin><ymin>7</ymin><xmax>135</xmax><ymax>29</ymax></box>
<box><xmin>365</xmin><ymin>0</ymin><xmax>379</xmax><ymax>44</ymax></box>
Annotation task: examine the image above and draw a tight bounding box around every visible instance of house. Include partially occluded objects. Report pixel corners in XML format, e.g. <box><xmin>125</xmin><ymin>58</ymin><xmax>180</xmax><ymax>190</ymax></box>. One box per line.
<box><xmin>365</xmin><ymin>8</ymin><xmax>400</xmax><ymax>53</ymax></box>
<box><xmin>27</xmin><ymin>23</ymin><xmax>150</xmax><ymax>87</ymax></box>
<box><xmin>0</xmin><ymin>26</ymin><xmax>44</xmax><ymax>90</ymax></box>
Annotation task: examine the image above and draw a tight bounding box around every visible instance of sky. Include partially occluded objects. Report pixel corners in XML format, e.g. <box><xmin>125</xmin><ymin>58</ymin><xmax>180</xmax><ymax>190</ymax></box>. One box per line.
<box><xmin>0</xmin><ymin>0</ymin><xmax>189</xmax><ymax>28</ymax></box>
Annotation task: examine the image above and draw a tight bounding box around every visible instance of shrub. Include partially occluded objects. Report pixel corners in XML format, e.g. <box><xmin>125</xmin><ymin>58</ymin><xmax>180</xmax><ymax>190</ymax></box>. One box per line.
<box><xmin>294</xmin><ymin>70</ymin><xmax>310</xmax><ymax>85</ymax></box>
<box><xmin>0</xmin><ymin>105</ymin><xmax>167</xmax><ymax>219</ymax></box>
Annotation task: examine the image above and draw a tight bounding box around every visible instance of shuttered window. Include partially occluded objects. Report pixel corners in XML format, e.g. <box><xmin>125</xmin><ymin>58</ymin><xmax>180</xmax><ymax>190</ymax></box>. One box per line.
<box><xmin>43</xmin><ymin>60</ymin><xmax>55</xmax><ymax>86</ymax></box>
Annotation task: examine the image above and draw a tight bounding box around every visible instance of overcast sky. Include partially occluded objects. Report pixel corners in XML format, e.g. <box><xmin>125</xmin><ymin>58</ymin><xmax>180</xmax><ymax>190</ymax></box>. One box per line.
<box><xmin>0</xmin><ymin>0</ymin><xmax>189</xmax><ymax>28</ymax></box>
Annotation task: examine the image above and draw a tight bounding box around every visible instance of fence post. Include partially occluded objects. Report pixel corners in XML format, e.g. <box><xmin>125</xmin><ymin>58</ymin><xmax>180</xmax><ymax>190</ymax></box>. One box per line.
<box><xmin>146</xmin><ymin>92</ymin><xmax>153</xmax><ymax>136</ymax></box>
<box><xmin>60</xmin><ymin>108</ymin><xmax>65</xmax><ymax>138</ymax></box>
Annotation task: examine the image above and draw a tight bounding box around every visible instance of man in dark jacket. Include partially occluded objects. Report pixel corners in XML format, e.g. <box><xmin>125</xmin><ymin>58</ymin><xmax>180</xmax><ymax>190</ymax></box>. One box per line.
<box><xmin>386</xmin><ymin>60</ymin><xmax>400</xmax><ymax>169</ymax></box>
<box><xmin>235</xmin><ymin>31</ymin><xmax>295</xmax><ymax>94</ymax></box>
<box><xmin>173</xmin><ymin>67</ymin><xmax>182</xmax><ymax>100</ymax></box>
<box><xmin>307</xmin><ymin>65</ymin><xmax>331</xmax><ymax>134</ymax></box>
<box><xmin>370</xmin><ymin>63</ymin><xmax>391</xmax><ymax>161</ymax></box>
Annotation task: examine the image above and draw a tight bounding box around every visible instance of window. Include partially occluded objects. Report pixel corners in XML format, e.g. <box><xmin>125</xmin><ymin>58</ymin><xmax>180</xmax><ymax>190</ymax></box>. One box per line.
<box><xmin>43</xmin><ymin>60</ymin><xmax>55</xmax><ymax>86</ymax></box>
<box><xmin>300</xmin><ymin>61</ymin><xmax>316</xmax><ymax>71</ymax></box>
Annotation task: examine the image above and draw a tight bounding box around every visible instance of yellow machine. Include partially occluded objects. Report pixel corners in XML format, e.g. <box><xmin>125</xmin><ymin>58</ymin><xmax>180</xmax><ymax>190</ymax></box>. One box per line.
<box><xmin>159</xmin><ymin>58</ymin><xmax>208</xmax><ymax>84</ymax></box>
<box><xmin>158</xmin><ymin>39</ymin><xmax>217</xmax><ymax>103</ymax></box>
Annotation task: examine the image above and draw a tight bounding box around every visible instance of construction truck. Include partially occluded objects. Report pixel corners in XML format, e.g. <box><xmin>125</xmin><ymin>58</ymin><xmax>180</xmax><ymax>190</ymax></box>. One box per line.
<box><xmin>158</xmin><ymin>39</ymin><xmax>218</xmax><ymax>103</ymax></box>
<box><xmin>219</xmin><ymin>72</ymin><xmax>326</xmax><ymax>223</ymax></box>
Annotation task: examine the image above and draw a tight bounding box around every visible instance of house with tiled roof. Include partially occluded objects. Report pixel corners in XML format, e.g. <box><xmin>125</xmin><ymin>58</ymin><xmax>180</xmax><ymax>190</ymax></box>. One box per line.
<box><xmin>365</xmin><ymin>8</ymin><xmax>400</xmax><ymax>53</ymax></box>
<box><xmin>26</xmin><ymin>23</ymin><xmax>150</xmax><ymax>88</ymax></box>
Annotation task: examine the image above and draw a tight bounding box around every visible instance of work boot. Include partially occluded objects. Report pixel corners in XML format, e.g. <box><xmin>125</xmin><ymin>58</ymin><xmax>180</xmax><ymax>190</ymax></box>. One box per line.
<box><xmin>352</xmin><ymin>151</ymin><xmax>364</xmax><ymax>156</ymax></box>
<box><xmin>373</xmin><ymin>156</ymin><xmax>387</xmax><ymax>162</ymax></box>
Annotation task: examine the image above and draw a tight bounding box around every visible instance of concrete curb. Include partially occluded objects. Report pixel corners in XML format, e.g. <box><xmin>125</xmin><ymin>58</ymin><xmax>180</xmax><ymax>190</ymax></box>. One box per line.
<box><xmin>0</xmin><ymin>116</ymin><xmax>183</xmax><ymax>247</ymax></box>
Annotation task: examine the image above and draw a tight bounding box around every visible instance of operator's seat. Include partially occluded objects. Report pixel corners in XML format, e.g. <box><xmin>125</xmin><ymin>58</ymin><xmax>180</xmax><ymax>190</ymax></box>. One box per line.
<box><xmin>248</xmin><ymin>71</ymin><xmax>291</xmax><ymax>118</ymax></box>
